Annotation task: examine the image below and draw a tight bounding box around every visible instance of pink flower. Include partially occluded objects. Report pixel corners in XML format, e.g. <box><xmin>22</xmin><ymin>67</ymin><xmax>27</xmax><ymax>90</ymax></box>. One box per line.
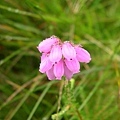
<box><xmin>64</xmin><ymin>64</ymin><xmax>73</xmax><ymax>80</ymax></box>
<box><xmin>62</xmin><ymin>41</ymin><xmax>76</xmax><ymax>60</ymax></box>
<box><xmin>75</xmin><ymin>46</ymin><xmax>91</xmax><ymax>63</ymax></box>
<box><xmin>37</xmin><ymin>35</ymin><xmax>59</xmax><ymax>53</ymax></box>
<box><xmin>37</xmin><ymin>35</ymin><xmax>91</xmax><ymax>80</ymax></box>
<box><xmin>49</xmin><ymin>44</ymin><xmax>62</xmax><ymax>63</ymax></box>
<box><xmin>39</xmin><ymin>53</ymin><xmax>53</xmax><ymax>73</ymax></box>
<box><xmin>46</xmin><ymin>67</ymin><xmax>56</xmax><ymax>80</ymax></box>
<box><xmin>64</xmin><ymin>58</ymin><xmax>80</xmax><ymax>73</ymax></box>
<box><xmin>54</xmin><ymin>59</ymin><xmax>64</xmax><ymax>80</ymax></box>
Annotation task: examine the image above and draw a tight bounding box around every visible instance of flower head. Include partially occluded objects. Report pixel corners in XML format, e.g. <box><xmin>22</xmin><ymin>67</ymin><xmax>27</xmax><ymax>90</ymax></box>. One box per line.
<box><xmin>37</xmin><ymin>35</ymin><xmax>91</xmax><ymax>80</ymax></box>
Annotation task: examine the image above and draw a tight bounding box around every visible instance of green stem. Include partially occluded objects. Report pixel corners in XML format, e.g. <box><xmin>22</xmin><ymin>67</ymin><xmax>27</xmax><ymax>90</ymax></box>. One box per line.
<box><xmin>52</xmin><ymin>78</ymin><xmax>83</xmax><ymax>120</ymax></box>
<box><xmin>66</xmin><ymin>79</ymin><xmax>83</xmax><ymax>120</ymax></box>
<box><xmin>76</xmin><ymin>109</ymin><xmax>83</xmax><ymax>120</ymax></box>
<box><xmin>56</xmin><ymin>80</ymin><xmax>64</xmax><ymax>120</ymax></box>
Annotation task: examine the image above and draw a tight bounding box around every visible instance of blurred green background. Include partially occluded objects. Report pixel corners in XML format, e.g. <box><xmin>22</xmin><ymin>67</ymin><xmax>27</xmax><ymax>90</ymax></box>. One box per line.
<box><xmin>0</xmin><ymin>0</ymin><xmax>120</xmax><ymax>120</ymax></box>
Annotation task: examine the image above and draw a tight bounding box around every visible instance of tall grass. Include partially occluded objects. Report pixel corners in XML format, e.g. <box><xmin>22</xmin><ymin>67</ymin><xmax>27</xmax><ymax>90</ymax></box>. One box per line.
<box><xmin>0</xmin><ymin>0</ymin><xmax>120</xmax><ymax>120</ymax></box>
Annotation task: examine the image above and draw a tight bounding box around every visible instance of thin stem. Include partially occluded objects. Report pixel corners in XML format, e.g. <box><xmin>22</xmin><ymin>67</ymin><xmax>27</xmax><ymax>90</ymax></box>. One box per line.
<box><xmin>57</xmin><ymin>80</ymin><xmax>64</xmax><ymax>120</ymax></box>
<box><xmin>65</xmin><ymin>79</ymin><xmax>83</xmax><ymax>120</ymax></box>
<box><xmin>76</xmin><ymin>109</ymin><xmax>83</xmax><ymax>120</ymax></box>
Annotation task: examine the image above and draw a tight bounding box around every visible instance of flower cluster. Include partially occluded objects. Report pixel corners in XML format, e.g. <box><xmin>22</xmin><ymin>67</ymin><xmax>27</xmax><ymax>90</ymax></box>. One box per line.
<box><xmin>37</xmin><ymin>35</ymin><xmax>91</xmax><ymax>80</ymax></box>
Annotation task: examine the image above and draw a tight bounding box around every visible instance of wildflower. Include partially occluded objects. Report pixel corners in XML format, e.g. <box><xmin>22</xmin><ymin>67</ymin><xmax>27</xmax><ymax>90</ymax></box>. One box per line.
<box><xmin>37</xmin><ymin>35</ymin><xmax>91</xmax><ymax>80</ymax></box>
<box><xmin>64</xmin><ymin>64</ymin><xmax>73</xmax><ymax>80</ymax></box>
<box><xmin>46</xmin><ymin>67</ymin><xmax>56</xmax><ymax>80</ymax></box>
<box><xmin>75</xmin><ymin>46</ymin><xmax>91</xmax><ymax>63</ymax></box>
<box><xmin>54</xmin><ymin>59</ymin><xmax>64</xmax><ymax>80</ymax></box>
<box><xmin>39</xmin><ymin>53</ymin><xmax>53</xmax><ymax>73</ymax></box>
<box><xmin>62</xmin><ymin>41</ymin><xmax>76</xmax><ymax>60</ymax></box>
<box><xmin>37</xmin><ymin>35</ymin><xmax>59</xmax><ymax>53</ymax></box>
<box><xmin>49</xmin><ymin>44</ymin><xmax>62</xmax><ymax>63</ymax></box>
<box><xmin>64</xmin><ymin>58</ymin><xmax>80</xmax><ymax>73</ymax></box>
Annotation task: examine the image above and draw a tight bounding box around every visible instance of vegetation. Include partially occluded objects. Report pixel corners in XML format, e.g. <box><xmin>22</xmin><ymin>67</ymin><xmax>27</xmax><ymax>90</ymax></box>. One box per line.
<box><xmin>0</xmin><ymin>0</ymin><xmax>120</xmax><ymax>120</ymax></box>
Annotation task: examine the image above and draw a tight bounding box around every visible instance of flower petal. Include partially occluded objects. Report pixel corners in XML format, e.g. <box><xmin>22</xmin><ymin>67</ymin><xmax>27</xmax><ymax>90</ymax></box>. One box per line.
<box><xmin>64</xmin><ymin>65</ymin><xmax>73</xmax><ymax>80</ymax></box>
<box><xmin>54</xmin><ymin>59</ymin><xmax>64</xmax><ymax>80</ymax></box>
<box><xmin>75</xmin><ymin>46</ymin><xmax>91</xmax><ymax>63</ymax></box>
<box><xmin>49</xmin><ymin>44</ymin><xmax>62</xmax><ymax>63</ymax></box>
<box><xmin>62</xmin><ymin>42</ymin><xmax>76</xmax><ymax>60</ymax></box>
<box><xmin>37</xmin><ymin>36</ymin><xmax>59</xmax><ymax>53</ymax></box>
<box><xmin>64</xmin><ymin>58</ymin><xmax>80</xmax><ymax>73</ymax></box>
<box><xmin>39</xmin><ymin>55</ymin><xmax>53</xmax><ymax>73</ymax></box>
<box><xmin>41</xmin><ymin>53</ymin><xmax>47</xmax><ymax>61</ymax></box>
<box><xmin>46</xmin><ymin>67</ymin><xmax>56</xmax><ymax>80</ymax></box>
